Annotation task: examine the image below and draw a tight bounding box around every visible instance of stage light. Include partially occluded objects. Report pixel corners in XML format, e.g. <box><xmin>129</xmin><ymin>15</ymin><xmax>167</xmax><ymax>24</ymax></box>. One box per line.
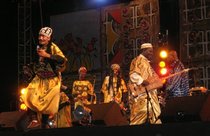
<box><xmin>92</xmin><ymin>0</ymin><xmax>107</xmax><ymax>4</ymax></box>
<box><xmin>73</xmin><ymin>105</ymin><xmax>92</xmax><ymax>126</ymax></box>
<box><xmin>156</xmin><ymin>48</ymin><xmax>169</xmax><ymax>78</ymax></box>
<box><xmin>20</xmin><ymin>88</ymin><xmax>26</xmax><ymax>95</ymax></box>
<box><xmin>73</xmin><ymin>105</ymin><xmax>86</xmax><ymax>121</ymax></box>
<box><xmin>94</xmin><ymin>0</ymin><xmax>106</xmax><ymax>2</ymax></box>
<box><xmin>19</xmin><ymin>87</ymin><xmax>28</xmax><ymax>111</ymax></box>
<box><xmin>159</xmin><ymin>61</ymin><xmax>166</xmax><ymax>68</ymax></box>
<box><xmin>160</xmin><ymin>67</ymin><xmax>168</xmax><ymax>76</ymax></box>
<box><xmin>19</xmin><ymin>103</ymin><xmax>27</xmax><ymax>111</ymax></box>
<box><xmin>48</xmin><ymin>119</ymin><xmax>56</xmax><ymax>128</ymax></box>
<box><xmin>159</xmin><ymin>49</ymin><xmax>168</xmax><ymax>59</ymax></box>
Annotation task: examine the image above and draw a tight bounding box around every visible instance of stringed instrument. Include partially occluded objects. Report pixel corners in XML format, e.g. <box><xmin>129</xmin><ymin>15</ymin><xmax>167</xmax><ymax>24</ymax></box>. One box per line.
<box><xmin>128</xmin><ymin>68</ymin><xmax>192</xmax><ymax>98</ymax></box>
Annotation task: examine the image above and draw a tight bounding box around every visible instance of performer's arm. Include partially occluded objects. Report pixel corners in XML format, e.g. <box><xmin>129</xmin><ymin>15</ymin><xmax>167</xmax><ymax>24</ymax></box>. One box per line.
<box><xmin>129</xmin><ymin>72</ymin><xmax>144</xmax><ymax>85</ymax></box>
<box><xmin>101</xmin><ymin>76</ymin><xmax>109</xmax><ymax>93</ymax></box>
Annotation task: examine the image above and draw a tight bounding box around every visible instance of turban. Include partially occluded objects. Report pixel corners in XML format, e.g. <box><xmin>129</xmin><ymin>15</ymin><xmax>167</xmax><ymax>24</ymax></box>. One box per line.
<box><xmin>111</xmin><ymin>64</ymin><xmax>120</xmax><ymax>70</ymax></box>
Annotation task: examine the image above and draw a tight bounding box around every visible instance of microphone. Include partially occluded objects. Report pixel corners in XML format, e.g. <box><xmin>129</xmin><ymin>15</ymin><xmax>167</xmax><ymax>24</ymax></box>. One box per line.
<box><xmin>37</xmin><ymin>45</ymin><xmax>42</xmax><ymax>50</ymax></box>
<box><xmin>37</xmin><ymin>45</ymin><xmax>44</xmax><ymax>50</ymax></box>
<box><xmin>37</xmin><ymin>45</ymin><xmax>44</xmax><ymax>62</ymax></box>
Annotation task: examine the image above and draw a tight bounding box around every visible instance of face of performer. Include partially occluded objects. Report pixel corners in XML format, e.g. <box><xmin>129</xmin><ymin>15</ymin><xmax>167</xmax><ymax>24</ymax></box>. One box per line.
<box><xmin>143</xmin><ymin>47</ymin><xmax>153</xmax><ymax>61</ymax></box>
<box><xmin>38</xmin><ymin>34</ymin><xmax>51</xmax><ymax>46</ymax></box>
<box><xmin>79</xmin><ymin>70</ymin><xmax>87</xmax><ymax>80</ymax></box>
<box><xmin>113</xmin><ymin>68</ymin><xmax>119</xmax><ymax>76</ymax></box>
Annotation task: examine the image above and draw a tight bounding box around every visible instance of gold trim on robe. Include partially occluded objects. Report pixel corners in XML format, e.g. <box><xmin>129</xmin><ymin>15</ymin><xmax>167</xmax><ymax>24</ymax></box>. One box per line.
<box><xmin>101</xmin><ymin>76</ymin><xmax>127</xmax><ymax>104</ymax></box>
<box><xmin>129</xmin><ymin>55</ymin><xmax>162</xmax><ymax>125</ymax></box>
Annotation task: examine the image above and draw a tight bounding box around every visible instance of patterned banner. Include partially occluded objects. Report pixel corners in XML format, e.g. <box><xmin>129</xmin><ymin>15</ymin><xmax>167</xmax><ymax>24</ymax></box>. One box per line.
<box><xmin>101</xmin><ymin>0</ymin><xmax>160</xmax><ymax>79</ymax></box>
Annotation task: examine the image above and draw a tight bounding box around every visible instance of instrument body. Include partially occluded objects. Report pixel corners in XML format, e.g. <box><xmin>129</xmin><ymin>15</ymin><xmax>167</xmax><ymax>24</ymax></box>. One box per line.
<box><xmin>128</xmin><ymin>76</ymin><xmax>163</xmax><ymax>98</ymax></box>
<box><xmin>128</xmin><ymin>68</ymin><xmax>191</xmax><ymax>98</ymax></box>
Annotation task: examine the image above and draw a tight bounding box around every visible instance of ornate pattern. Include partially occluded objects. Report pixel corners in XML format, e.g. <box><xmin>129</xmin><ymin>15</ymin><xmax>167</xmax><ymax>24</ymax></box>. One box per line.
<box><xmin>180</xmin><ymin>0</ymin><xmax>210</xmax><ymax>90</ymax></box>
<box><xmin>101</xmin><ymin>0</ymin><xmax>160</xmax><ymax>80</ymax></box>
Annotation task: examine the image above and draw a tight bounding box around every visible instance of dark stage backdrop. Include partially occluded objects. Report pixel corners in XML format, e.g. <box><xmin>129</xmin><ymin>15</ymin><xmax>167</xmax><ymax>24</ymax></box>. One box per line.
<box><xmin>49</xmin><ymin>0</ymin><xmax>160</xmax><ymax>102</ymax></box>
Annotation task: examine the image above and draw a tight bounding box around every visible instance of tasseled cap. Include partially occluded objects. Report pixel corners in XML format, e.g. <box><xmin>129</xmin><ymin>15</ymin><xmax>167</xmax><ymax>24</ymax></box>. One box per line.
<box><xmin>39</xmin><ymin>27</ymin><xmax>53</xmax><ymax>37</ymax></box>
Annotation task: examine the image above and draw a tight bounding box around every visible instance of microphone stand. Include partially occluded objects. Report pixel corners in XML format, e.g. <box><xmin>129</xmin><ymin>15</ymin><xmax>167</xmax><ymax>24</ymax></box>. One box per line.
<box><xmin>144</xmin><ymin>87</ymin><xmax>158</xmax><ymax>124</ymax></box>
<box><xmin>145</xmin><ymin>87</ymin><xmax>151</xmax><ymax>124</ymax></box>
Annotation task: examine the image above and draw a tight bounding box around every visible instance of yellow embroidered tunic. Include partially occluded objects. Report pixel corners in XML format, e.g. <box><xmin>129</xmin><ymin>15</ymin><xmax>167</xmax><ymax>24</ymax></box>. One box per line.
<box><xmin>129</xmin><ymin>54</ymin><xmax>162</xmax><ymax>125</ymax></box>
<box><xmin>101</xmin><ymin>76</ymin><xmax>127</xmax><ymax>104</ymax></box>
<box><xmin>21</xmin><ymin>43</ymin><xmax>67</xmax><ymax>116</ymax></box>
<box><xmin>56</xmin><ymin>92</ymin><xmax>72</xmax><ymax>128</ymax></box>
<box><xmin>72</xmin><ymin>80</ymin><xmax>96</xmax><ymax>108</ymax></box>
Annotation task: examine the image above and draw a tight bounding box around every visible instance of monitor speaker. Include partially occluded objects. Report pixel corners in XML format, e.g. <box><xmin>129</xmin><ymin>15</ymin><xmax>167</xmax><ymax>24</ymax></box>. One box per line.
<box><xmin>200</xmin><ymin>93</ymin><xmax>210</xmax><ymax>122</ymax></box>
<box><xmin>86</xmin><ymin>102</ymin><xmax>129</xmax><ymax>126</ymax></box>
<box><xmin>0</xmin><ymin>111</ymin><xmax>28</xmax><ymax>130</ymax></box>
<box><xmin>160</xmin><ymin>95</ymin><xmax>208</xmax><ymax>122</ymax></box>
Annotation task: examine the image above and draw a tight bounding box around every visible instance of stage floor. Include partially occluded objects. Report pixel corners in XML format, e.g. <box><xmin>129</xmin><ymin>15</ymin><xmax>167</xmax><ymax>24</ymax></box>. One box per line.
<box><xmin>1</xmin><ymin>121</ymin><xmax>210</xmax><ymax>136</ymax></box>
<box><xmin>1</xmin><ymin>94</ymin><xmax>210</xmax><ymax>136</ymax></box>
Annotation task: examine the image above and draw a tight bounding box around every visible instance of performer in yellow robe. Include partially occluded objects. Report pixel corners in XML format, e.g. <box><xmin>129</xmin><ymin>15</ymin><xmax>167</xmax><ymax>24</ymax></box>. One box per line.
<box><xmin>71</xmin><ymin>66</ymin><xmax>96</xmax><ymax>125</ymax></box>
<box><xmin>128</xmin><ymin>43</ymin><xmax>162</xmax><ymax>125</ymax></box>
<box><xmin>55</xmin><ymin>91</ymin><xmax>72</xmax><ymax>128</ymax></box>
<box><xmin>72</xmin><ymin>66</ymin><xmax>96</xmax><ymax>106</ymax></box>
<box><xmin>101</xmin><ymin>64</ymin><xmax>128</xmax><ymax>110</ymax></box>
<box><xmin>20</xmin><ymin>27</ymin><xmax>68</xmax><ymax>129</ymax></box>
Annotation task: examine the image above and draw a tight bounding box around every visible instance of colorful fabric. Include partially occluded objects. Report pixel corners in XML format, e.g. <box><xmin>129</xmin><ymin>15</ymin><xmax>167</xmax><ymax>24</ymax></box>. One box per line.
<box><xmin>21</xmin><ymin>42</ymin><xmax>66</xmax><ymax>116</ymax></box>
<box><xmin>129</xmin><ymin>54</ymin><xmax>162</xmax><ymax>125</ymax></box>
<box><xmin>165</xmin><ymin>60</ymin><xmax>189</xmax><ymax>98</ymax></box>
<box><xmin>101</xmin><ymin>76</ymin><xmax>127</xmax><ymax>104</ymax></box>
<box><xmin>56</xmin><ymin>92</ymin><xmax>72</xmax><ymax>128</ymax></box>
<box><xmin>101</xmin><ymin>0</ymin><xmax>160</xmax><ymax>73</ymax></box>
<box><xmin>72</xmin><ymin>80</ymin><xmax>96</xmax><ymax>107</ymax></box>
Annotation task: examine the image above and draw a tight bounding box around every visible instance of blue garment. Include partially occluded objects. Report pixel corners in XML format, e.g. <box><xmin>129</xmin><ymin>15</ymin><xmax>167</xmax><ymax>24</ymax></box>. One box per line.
<box><xmin>166</xmin><ymin>60</ymin><xmax>189</xmax><ymax>98</ymax></box>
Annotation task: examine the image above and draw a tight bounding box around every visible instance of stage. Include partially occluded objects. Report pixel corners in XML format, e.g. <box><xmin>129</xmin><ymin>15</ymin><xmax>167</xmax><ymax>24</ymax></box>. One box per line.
<box><xmin>1</xmin><ymin>121</ymin><xmax>210</xmax><ymax>136</ymax></box>
<box><xmin>1</xmin><ymin>94</ymin><xmax>210</xmax><ymax>136</ymax></box>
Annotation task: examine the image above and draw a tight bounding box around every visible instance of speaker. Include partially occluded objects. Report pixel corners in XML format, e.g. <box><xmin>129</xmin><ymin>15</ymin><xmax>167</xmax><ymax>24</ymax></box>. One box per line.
<box><xmin>0</xmin><ymin>111</ymin><xmax>28</xmax><ymax>130</ymax></box>
<box><xmin>86</xmin><ymin>102</ymin><xmax>129</xmax><ymax>126</ymax></box>
<box><xmin>160</xmin><ymin>95</ymin><xmax>208</xmax><ymax>122</ymax></box>
<box><xmin>200</xmin><ymin>93</ymin><xmax>210</xmax><ymax>122</ymax></box>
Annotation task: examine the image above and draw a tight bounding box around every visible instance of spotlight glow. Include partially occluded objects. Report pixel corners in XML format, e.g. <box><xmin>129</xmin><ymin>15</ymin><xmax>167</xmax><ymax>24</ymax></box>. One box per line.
<box><xmin>20</xmin><ymin>103</ymin><xmax>27</xmax><ymax>111</ymax></box>
<box><xmin>159</xmin><ymin>50</ymin><xmax>168</xmax><ymax>59</ymax></box>
<box><xmin>20</xmin><ymin>88</ymin><xmax>26</xmax><ymax>95</ymax></box>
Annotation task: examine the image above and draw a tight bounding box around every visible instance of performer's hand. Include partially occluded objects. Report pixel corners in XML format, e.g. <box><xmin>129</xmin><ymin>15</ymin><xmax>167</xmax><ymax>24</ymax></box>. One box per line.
<box><xmin>142</xmin><ymin>80</ymin><xmax>149</xmax><ymax>86</ymax></box>
<box><xmin>37</xmin><ymin>49</ymin><xmax>51</xmax><ymax>58</ymax></box>
<box><xmin>158</xmin><ymin>95</ymin><xmax>166</xmax><ymax>107</ymax></box>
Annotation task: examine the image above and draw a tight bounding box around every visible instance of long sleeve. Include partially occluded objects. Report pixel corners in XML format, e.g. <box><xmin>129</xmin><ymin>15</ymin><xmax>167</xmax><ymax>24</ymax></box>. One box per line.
<box><xmin>101</xmin><ymin>76</ymin><xmax>109</xmax><ymax>93</ymax></box>
<box><xmin>50</xmin><ymin>43</ymin><xmax>67</xmax><ymax>72</ymax></box>
<box><xmin>130</xmin><ymin>72</ymin><xmax>144</xmax><ymax>85</ymax></box>
<box><xmin>129</xmin><ymin>55</ymin><xmax>150</xmax><ymax>85</ymax></box>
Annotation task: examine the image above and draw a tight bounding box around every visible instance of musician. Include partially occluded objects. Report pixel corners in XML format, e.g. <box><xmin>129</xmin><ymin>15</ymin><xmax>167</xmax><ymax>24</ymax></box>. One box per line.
<box><xmin>71</xmin><ymin>66</ymin><xmax>96</xmax><ymax>125</ymax></box>
<box><xmin>20</xmin><ymin>27</ymin><xmax>67</xmax><ymax>129</ymax></box>
<box><xmin>128</xmin><ymin>43</ymin><xmax>162</xmax><ymax>125</ymax></box>
<box><xmin>165</xmin><ymin>50</ymin><xmax>189</xmax><ymax>98</ymax></box>
<box><xmin>72</xmin><ymin>66</ymin><xmax>96</xmax><ymax>108</ymax></box>
<box><xmin>101</xmin><ymin>64</ymin><xmax>128</xmax><ymax>111</ymax></box>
